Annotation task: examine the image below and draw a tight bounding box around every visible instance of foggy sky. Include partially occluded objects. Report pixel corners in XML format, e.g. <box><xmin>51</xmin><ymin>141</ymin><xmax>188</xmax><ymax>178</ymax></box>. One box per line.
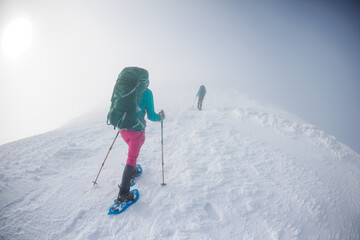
<box><xmin>0</xmin><ymin>0</ymin><xmax>359</xmax><ymax>153</ymax></box>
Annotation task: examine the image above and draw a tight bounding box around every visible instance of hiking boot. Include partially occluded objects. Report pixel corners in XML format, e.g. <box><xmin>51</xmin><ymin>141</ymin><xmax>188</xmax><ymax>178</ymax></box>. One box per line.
<box><xmin>130</xmin><ymin>166</ymin><xmax>141</xmax><ymax>184</ymax></box>
<box><xmin>114</xmin><ymin>185</ymin><xmax>135</xmax><ymax>203</ymax></box>
<box><xmin>114</xmin><ymin>164</ymin><xmax>136</xmax><ymax>203</ymax></box>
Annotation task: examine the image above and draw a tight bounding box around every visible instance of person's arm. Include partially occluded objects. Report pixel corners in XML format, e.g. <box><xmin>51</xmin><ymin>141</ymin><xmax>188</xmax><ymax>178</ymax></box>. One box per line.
<box><xmin>144</xmin><ymin>89</ymin><xmax>162</xmax><ymax>121</ymax></box>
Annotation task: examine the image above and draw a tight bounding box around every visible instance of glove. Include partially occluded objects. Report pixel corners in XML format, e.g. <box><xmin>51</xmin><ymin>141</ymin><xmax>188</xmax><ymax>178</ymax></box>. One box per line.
<box><xmin>159</xmin><ymin>110</ymin><xmax>165</xmax><ymax>120</ymax></box>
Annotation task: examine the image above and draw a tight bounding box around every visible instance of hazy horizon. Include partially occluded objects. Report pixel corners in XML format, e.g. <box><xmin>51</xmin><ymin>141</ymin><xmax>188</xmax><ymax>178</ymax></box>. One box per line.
<box><xmin>1</xmin><ymin>0</ymin><xmax>359</xmax><ymax>153</ymax></box>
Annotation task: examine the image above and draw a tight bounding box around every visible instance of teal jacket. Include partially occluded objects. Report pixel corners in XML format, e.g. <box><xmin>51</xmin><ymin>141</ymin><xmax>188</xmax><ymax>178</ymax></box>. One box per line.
<box><xmin>197</xmin><ymin>85</ymin><xmax>206</xmax><ymax>98</ymax></box>
<box><xmin>136</xmin><ymin>88</ymin><xmax>162</xmax><ymax>131</ymax></box>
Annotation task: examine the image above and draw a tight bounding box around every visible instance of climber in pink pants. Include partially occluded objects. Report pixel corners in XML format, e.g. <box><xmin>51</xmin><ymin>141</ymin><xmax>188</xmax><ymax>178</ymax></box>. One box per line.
<box><xmin>114</xmin><ymin>76</ymin><xmax>165</xmax><ymax>203</ymax></box>
<box><xmin>119</xmin><ymin>130</ymin><xmax>145</xmax><ymax>167</ymax></box>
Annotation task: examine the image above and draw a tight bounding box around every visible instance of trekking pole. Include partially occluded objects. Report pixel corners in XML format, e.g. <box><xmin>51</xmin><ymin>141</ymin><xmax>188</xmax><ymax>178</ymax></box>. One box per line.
<box><xmin>93</xmin><ymin>131</ymin><xmax>120</xmax><ymax>186</ymax></box>
<box><xmin>161</xmin><ymin>119</ymin><xmax>166</xmax><ymax>186</ymax></box>
<box><xmin>192</xmin><ymin>96</ymin><xmax>197</xmax><ymax>108</ymax></box>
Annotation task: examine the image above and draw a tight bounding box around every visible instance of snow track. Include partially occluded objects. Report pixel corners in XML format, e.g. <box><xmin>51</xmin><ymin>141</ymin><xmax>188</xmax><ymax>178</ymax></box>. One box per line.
<box><xmin>0</xmin><ymin>90</ymin><xmax>359</xmax><ymax>240</ymax></box>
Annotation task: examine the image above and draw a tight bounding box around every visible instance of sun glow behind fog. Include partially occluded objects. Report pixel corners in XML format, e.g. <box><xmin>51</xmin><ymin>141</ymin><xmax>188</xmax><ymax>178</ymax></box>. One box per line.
<box><xmin>2</xmin><ymin>18</ymin><xmax>33</xmax><ymax>58</ymax></box>
<box><xmin>0</xmin><ymin>1</ymin><xmax>359</xmax><ymax>152</ymax></box>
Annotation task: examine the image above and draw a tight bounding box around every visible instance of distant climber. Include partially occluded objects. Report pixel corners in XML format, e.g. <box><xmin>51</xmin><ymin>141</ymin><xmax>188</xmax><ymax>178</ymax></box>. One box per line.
<box><xmin>196</xmin><ymin>85</ymin><xmax>206</xmax><ymax>110</ymax></box>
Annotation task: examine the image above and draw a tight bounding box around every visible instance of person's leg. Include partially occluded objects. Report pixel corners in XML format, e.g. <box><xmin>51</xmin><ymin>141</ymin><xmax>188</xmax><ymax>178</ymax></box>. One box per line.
<box><xmin>199</xmin><ymin>96</ymin><xmax>204</xmax><ymax>110</ymax></box>
<box><xmin>125</xmin><ymin>131</ymin><xmax>145</xmax><ymax>167</ymax></box>
<box><xmin>116</xmin><ymin>130</ymin><xmax>145</xmax><ymax>203</ymax></box>
<box><xmin>119</xmin><ymin>130</ymin><xmax>130</xmax><ymax>145</ymax></box>
<box><xmin>120</xmin><ymin>130</ymin><xmax>145</xmax><ymax>166</ymax></box>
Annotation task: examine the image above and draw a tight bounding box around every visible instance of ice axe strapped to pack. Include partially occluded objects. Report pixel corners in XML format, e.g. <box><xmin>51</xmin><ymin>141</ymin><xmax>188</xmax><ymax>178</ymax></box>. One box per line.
<box><xmin>107</xmin><ymin>67</ymin><xmax>149</xmax><ymax>131</ymax></box>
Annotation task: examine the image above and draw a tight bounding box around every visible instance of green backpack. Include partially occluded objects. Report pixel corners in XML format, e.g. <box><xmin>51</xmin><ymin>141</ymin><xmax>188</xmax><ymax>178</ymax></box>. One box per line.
<box><xmin>107</xmin><ymin>67</ymin><xmax>149</xmax><ymax>131</ymax></box>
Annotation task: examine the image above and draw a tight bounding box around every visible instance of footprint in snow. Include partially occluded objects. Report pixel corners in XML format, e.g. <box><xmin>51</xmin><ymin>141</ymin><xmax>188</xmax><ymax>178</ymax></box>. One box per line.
<box><xmin>204</xmin><ymin>202</ymin><xmax>220</xmax><ymax>221</ymax></box>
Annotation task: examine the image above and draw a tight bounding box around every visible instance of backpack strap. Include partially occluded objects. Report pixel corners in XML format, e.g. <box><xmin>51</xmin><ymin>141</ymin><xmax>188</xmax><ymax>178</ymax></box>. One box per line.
<box><xmin>120</xmin><ymin>82</ymin><xmax>140</xmax><ymax>98</ymax></box>
<box><xmin>115</xmin><ymin>112</ymin><xmax>127</xmax><ymax>129</ymax></box>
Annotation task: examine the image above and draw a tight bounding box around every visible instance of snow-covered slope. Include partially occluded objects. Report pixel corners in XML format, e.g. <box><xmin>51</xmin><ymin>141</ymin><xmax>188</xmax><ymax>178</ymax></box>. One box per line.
<box><xmin>1</xmin><ymin>88</ymin><xmax>359</xmax><ymax>240</ymax></box>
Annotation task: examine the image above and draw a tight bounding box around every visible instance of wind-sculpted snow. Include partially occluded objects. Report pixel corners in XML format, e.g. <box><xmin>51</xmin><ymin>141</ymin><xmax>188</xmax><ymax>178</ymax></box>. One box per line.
<box><xmin>232</xmin><ymin>108</ymin><xmax>359</xmax><ymax>165</ymax></box>
<box><xmin>0</xmin><ymin>90</ymin><xmax>359</xmax><ymax>240</ymax></box>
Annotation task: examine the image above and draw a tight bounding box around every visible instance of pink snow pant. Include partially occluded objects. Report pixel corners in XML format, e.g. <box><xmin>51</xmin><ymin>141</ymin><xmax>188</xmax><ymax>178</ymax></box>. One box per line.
<box><xmin>119</xmin><ymin>130</ymin><xmax>145</xmax><ymax>167</ymax></box>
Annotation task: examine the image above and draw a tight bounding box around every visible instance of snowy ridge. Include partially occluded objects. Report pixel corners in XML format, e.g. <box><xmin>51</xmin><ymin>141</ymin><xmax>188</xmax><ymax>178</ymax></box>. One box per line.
<box><xmin>232</xmin><ymin>107</ymin><xmax>358</xmax><ymax>164</ymax></box>
<box><xmin>0</xmin><ymin>90</ymin><xmax>359</xmax><ymax>240</ymax></box>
